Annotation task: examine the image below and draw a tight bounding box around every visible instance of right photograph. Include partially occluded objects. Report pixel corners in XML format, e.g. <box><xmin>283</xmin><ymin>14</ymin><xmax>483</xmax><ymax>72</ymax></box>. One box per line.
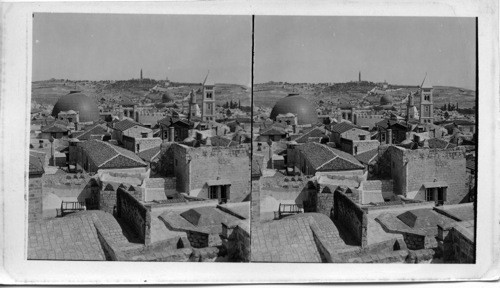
<box><xmin>250</xmin><ymin>16</ymin><xmax>477</xmax><ymax>263</ymax></box>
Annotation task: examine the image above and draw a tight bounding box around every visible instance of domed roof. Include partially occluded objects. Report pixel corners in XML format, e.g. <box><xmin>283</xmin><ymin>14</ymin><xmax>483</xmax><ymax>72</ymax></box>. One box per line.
<box><xmin>270</xmin><ymin>94</ymin><xmax>318</xmax><ymax>125</ymax></box>
<box><xmin>380</xmin><ymin>94</ymin><xmax>393</xmax><ymax>105</ymax></box>
<box><xmin>161</xmin><ymin>92</ymin><xmax>174</xmax><ymax>103</ymax></box>
<box><xmin>52</xmin><ymin>91</ymin><xmax>99</xmax><ymax>123</ymax></box>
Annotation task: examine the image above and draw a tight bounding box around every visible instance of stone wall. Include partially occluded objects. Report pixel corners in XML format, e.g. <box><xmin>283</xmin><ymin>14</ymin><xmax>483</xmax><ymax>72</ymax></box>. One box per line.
<box><xmin>251</xmin><ymin>178</ymin><xmax>261</xmax><ymax>225</ymax></box>
<box><xmin>116</xmin><ymin>188</ymin><xmax>151</xmax><ymax>244</ymax></box>
<box><xmin>122</xmin><ymin>137</ymin><xmax>162</xmax><ymax>153</ymax></box>
<box><xmin>173</xmin><ymin>144</ymin><xmax>251</xmax><ymax>202</ymax></box>
<box><xmin>222</xmin><ymin>222</ymin><xmax>250</xmax><ymax>262</ymax></box>
<box><xmin>333</xmin><ymin>189</ymin><xmax>367</xmax><ymax>247</ymax></box>
<box><xmin>389</xmin><ymin>146</ymin><xmax>468</xmax><ymax>204</ymax></box>
<box><xmin>28</xmin><ymin>175</ymin><xmax>43</xmax><ymax>222</ymax></box>
<box><xmin>437</xmin><ymin>222</ymin><xmax>475</xmax><ymax>263</ymax></box>
<box><xmin>186</xmin><ymin>231</ymin><xmax>209</xmax><ymax>248</ymax></box>
<box><xmin>316</xmin><ymin>192</ymin><xmax>334</xmax><ymax>217</ymax></box>
<box><xmin>340</xmin><ymin>138</ymin><xmax>380</xmax><ymax>155</ymax></box>
<box><xmin>402</xmin><ymin>232</ymin><xmax>426</xmax><ymax>250</ymax></box>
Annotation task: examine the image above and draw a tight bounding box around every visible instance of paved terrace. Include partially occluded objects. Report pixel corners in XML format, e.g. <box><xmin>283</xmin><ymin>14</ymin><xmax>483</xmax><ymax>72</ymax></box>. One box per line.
<box><xmin>251</xmin><ymin>213</ymin><xmax>359</xmax><ymax>263</ymax></box>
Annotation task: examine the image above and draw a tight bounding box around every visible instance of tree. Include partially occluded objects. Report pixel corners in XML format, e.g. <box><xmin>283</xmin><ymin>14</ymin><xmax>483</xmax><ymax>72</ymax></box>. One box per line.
<box><xmin>444</xmin><ymin>111</ymin><xmax>450</xmax><ymax>119</ymax></box>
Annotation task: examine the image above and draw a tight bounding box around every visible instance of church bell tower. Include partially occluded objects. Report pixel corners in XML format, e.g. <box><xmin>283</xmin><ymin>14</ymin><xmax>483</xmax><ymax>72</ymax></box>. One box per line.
<box><xmin>419</xmin><ymin>86</ymin><xmax>434</xmax><ymax>124</ymax></box>
<box><xmin>201</xmin><ymin>83</ymin><xmax>215</xmax><ymax>122</ymax></box>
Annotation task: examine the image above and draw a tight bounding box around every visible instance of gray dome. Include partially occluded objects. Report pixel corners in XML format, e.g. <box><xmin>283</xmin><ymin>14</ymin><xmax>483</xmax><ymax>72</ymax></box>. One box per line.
<box><xmin>380</xmin><ymin>95</ymin><xmax>393</xmax><ymax>105</ymax></box>
<box><xmin>161</xmin><ymin>92</ymin><xmax>174</xmax><ymax>103</ymax></box>
<box><xmin>270</xmin><ymin>94</ymin><xmax>318</xmax><ymax>125</ymax></box>
<box><xmin>52</xmin><ymin>91</ymin><xmax>99</xmax><ymax>123</ymax></box>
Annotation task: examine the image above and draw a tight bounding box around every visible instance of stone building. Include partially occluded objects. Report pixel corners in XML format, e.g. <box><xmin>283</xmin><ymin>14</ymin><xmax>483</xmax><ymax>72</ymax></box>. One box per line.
<box><xmin>168</xmin><ymin>143</ymin><xmax>251</xmax><ymax>203</ymax></box>
<box><xmin>57</xmin><ymin>110</ymin><xmax>79</xmax><ymax>124</ymax></box>
<box><xmin>112</xmin><ymin>119</ymin><xmax>153</xmax><ymax>144</ymax></box>
<box><xmin>379</xmin><ymin>145</ymin><xmax>468</xmax><ymax>204</ymax></box>
<box><xmin>329</xmin><ymin>122</ymin><xmax>371</xmax><ymax>146</ymax></box>
<box><xmin>158</xmin><ymin>116</ymin><xmax>194</xmax><ymax>142</ymax></box>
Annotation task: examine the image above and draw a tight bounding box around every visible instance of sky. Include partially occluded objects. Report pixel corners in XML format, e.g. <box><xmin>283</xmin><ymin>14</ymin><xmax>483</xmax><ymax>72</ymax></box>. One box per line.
<box><xmin>33</xmin><ymin>15</ymin><xmax>476</xmax><ymax>90</ymax></box>
<box><xmin>33</xmin><ymin>14</ymin><xmax>252</xmax><ymax>86</ymax></box>
<box><xmin>255</xmin><ymin>16</ymin><xmax>476</xmax><ymax>89</ymax></box>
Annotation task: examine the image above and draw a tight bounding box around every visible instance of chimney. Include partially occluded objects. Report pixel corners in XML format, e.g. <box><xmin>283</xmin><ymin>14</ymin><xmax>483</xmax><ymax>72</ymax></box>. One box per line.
<box><xmin>168</xmin><ymin>127</ymin><xmax>175</xmax><ymax>142</ymax></box>
<box><xmin>350</xmin><ymin>108</ymin><xmax>355</xmax><ymax>122</ymax></box>
<box><xmin>387</xmin><ymin>129</ymin><xmax>393</xmax><ymax>145</ymax></box>
<box><xmin>292</xmin><ymin>124</ymin><xmax>297</xmax><ymax>134</ymax></box>
<box><xmin>336</xmin><ymin>112</ymin><xmax>342</xmax><ymax>123</ymax></box>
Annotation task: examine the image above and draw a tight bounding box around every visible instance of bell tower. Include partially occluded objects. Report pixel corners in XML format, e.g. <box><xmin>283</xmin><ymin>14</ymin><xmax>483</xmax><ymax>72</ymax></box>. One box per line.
<box><xmin>201</xmin><ymin>83</ymin><xmax>215</xmax><ymax>122</ymax></box>
<box><xmin>419</xmin><ymin>86</ymin><xmax>434</xmax><ymax>124</ymax></box>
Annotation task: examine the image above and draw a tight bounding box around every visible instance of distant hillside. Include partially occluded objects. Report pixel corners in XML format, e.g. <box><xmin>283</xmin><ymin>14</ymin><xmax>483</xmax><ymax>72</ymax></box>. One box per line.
<box><xmin>253</xmin><ymin>82</ymin><xmax>476</xmax><ymax>110</ymax></box>
<box><xmin>31</xmin><ymin>79</ymin><xmax>251</xmax><ymax>107</ymax></box>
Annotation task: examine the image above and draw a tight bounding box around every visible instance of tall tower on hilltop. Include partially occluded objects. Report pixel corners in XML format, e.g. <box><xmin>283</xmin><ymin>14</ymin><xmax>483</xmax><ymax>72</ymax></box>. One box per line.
<box><xmin>201</xmin><ymin>71</ymin><xmax>215</xmax><ymax>122</ymax></box>
<box><xmin>140</xmin><ymin>69</ymin><xmax>143</xmax><ymax>80</ymax></box>
<box><xmin>358</xmin><ymin>71</ymin><xmax>361</xmax><ymax>83</ymax></box>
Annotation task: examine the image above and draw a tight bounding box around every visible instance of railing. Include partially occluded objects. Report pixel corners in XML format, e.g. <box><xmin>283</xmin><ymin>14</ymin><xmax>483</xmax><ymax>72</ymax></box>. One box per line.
<box><xmin>277</xmin><ymin>203</ymin><xmax>302</xmax><ymax>219</ymax></box>
<box><xmin>60</xmin><ymin>201</ymin><xmax>86</xmax><ymax>216</ymax></box>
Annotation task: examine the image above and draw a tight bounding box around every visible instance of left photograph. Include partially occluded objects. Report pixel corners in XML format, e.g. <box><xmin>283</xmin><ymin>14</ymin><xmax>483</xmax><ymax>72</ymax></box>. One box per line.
<box><xmin>28</xmin><ymin>13</ymin><xmax>252</xmax><ymax>262</ymax></box>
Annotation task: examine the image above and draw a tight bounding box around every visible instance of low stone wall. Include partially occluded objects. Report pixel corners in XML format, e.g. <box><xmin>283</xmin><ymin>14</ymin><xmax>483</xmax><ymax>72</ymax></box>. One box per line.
<box><xmin>186</xmin><ymin>231</ymin><xmax>209</xmax><ymax>248</ymax></box>
<box><xmin>437</xmin><ymin>222</ymin><xmax>475</xmax><ymax>263</ymax></box>
<box><xmin>29</xmin><ymin>176</ymin><xmax>44</xmax><ymax>222</ymax></box>
<box><xmin>116</xmin><ymin>188</ymin><xmax>151</xmax><ymax>244</ymax></box>
<box><xmin>402</xmin><ymin>232</ymin><xmax>426</xmax><ymax>250</ymax></box>
<box><xmin>222</xmin><ymin>222</ymin><xmax>250</xmax><ymax>262</ymax></box>
<box><xmin>333</xmin><ymin>190</ymin><xmax>367</xmax><ymax>247</ymax></box>
<box><xmin>316</xmin><ymin>193</ymin><xmax>334</xmax><ymax>217</ymax></box>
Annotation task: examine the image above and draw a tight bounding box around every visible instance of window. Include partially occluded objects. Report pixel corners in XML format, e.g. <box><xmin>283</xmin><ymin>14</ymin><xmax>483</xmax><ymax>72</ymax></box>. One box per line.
<box><xmin>359</xmin><ymin>135</ymin><xmax>366</xmax><ymax>140</ymax></box>
<box><xmin>354</xmin><ymin>146</ymin><xmax>358</xmax><ymax>155</ymax></box>
<box><xmin>175</xmin><ymin>159</ymin><xmax>178</xmax><ymax>166</ymax></box>
<box><xmin>209</xmin><ymin>186</ymin><xmax>218</xmax><ymax>199</ymax></box>
<box><xmin>206</xmin><ymin>92</ymin><xmax>212</xmax><ymax>99</ymax></box>
<box><xmin>425</xmin><ymin>189</ymin><xmax>434</xmax><ymax>201</ymax></box>
<box><xmin>425</xmin><ymin>187</ymin><xmax>446</xmax><ymax>205</ymax></box>
<box><xmin>220</xmin><ymin>185</ymin><xmax>229</xmax><ymax>203</ymax></box>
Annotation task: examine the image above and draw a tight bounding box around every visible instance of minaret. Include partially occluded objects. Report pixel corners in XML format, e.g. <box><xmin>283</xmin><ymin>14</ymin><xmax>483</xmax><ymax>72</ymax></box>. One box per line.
<box><xmin>188</xmin><ymin>89</ymin><xmax>197</xmax><ymax>121</ymax></box>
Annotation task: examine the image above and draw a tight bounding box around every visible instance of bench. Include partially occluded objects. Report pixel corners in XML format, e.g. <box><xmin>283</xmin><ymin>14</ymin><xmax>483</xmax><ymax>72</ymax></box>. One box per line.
<box><xmin>60</xmin><ymin>201</ymin><xmax>86</xmax><ymax>216</ymax></box>
<box><xmin>277</xmin><ymin>203</ymin><xmax>302</xmax><ymax>219</ymax></box>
